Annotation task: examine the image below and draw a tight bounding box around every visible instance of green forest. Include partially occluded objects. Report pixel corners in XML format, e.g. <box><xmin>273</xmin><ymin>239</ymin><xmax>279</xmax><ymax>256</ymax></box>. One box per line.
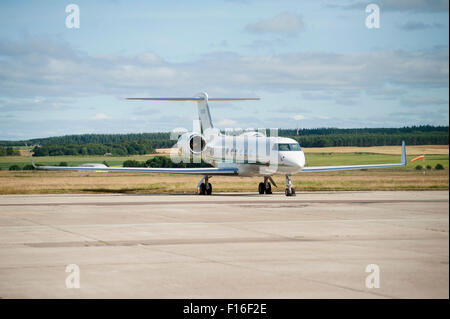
<box><xmin>0</xmin><ymin>147</ymin><xmax>18</xmax><ymax>156</ymax></box>
<box><xmin>0</xmin><ymin>126</ymin><xmax>448</xmax><ymax>157</ymax></box>
<box><xmin>31</xmin><ymin>141</ymin><xmax>156</xmax><ymax>157</ymax></box>
<box><xmin>123</xmin><ymin>157</ymin><xmax>213</xmax><ymax>168</ymax></box>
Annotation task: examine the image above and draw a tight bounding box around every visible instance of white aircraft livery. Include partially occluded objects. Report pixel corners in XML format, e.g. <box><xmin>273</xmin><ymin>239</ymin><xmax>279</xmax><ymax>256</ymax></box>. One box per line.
<box><xmin>28</xmin><ymin>92</ymin><xmax>407</xmax><ymax>196</ymax></box>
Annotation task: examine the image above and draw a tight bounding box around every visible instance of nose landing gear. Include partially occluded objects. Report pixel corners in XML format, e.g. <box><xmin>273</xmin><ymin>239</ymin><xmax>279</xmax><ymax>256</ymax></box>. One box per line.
<box><xmin>285</xmin><ymin>175</ymin><xmax>296</xmax><ymax>196</ymax></box>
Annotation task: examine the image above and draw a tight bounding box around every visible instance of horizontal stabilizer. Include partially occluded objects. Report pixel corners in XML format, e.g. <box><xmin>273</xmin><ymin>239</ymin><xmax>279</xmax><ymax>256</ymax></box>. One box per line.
<box><xmin>127</xmin><ymin>92</ymin><xmax>260</xmax><ymax>132</ymax></box>
<box><xmin>126</xmin><ymin>97</ymin><xmax>259</xmax><ymax>101</ymax></box>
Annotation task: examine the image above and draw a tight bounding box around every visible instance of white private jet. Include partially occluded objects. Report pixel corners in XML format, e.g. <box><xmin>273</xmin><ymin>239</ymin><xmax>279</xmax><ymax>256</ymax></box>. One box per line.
<box><xmin>28</xmin><ymin>92</ymin><xmax>407</xmax><ymax>196</ymax></box>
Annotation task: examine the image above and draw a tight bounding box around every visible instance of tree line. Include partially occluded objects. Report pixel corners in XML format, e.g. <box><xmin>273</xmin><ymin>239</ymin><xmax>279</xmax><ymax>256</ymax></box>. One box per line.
<box><xmin>0</xmin><ymin>132</ymin><xmax>173</xmax><ymax>147</ymax></box>
<box><xmin>0</xmin><ymin>126</ymin><xmax>448</xmax><ymax>153</ymax></box>
<box><xmin>123</xmin><ymin>157</ymin><xmax>212</xmax><ymax>168</ymax></box>
<box><xmin>292</xmin><ymin>132</ymin><xmax>448</xmax><ymax>147</ymax></box>
<box><xmin>280</xmin><ymin>125</ymin><xmax>449</xmax><ymax>136</ymax></box>
<box><xmin>0</xmin><ymin>147</ymin><xmax>19</xmax><ymax>156</ymax></box>
<box><xmin>32</xmin><ymin>141</ymin><xmax>156</xmax><ymax>157</ymax></box>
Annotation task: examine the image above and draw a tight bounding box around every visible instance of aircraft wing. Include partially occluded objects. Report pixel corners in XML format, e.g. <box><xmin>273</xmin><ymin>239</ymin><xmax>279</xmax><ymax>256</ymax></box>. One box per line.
<box><xmin>301</xmin><ymin>141</ymin><xmax>407</xmax><ymax>173</ymax></box>
<box><xmin>32</xmin><ymin>165</ymin><xmax>238</xmax><ymax>175</ymax></box>
<box><xmin>25</xmin><ymin>143</ymin><xmax>237</xmax><ymax>175</ymax></box>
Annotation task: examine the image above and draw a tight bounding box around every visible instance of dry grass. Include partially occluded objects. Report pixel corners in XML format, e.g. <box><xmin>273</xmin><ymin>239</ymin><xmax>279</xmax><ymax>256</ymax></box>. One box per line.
<box><xmin>155</xmin><ymin>148</ymin><xmax>173</xmax><ymax>155</ymax></box>
<box><xmin>1</xmin><ymin>146</ymin><xmax>447</xmax><ymax>194</ymax></box>
<box><xmin>0</xmin><ymin>169</ymin><xmax>447</xmax><ymax>194</ymax></box>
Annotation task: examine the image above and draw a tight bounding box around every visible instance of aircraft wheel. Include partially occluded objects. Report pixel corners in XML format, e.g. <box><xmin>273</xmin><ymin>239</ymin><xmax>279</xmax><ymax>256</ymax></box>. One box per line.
<box><xmin>285</xmin><ymin>188</ymin><xmax>296</xmax><ymax>196</ymax></box>
<box><xmin>206</xmin><ymin>183</ymin><xmax>212</xmax><ymax>195</ymax></box>
<box><xmin>199</xmin><ymin>183</ymin><xmax>206</xmax><ymax>195</ymax></box>
<box><xmin>258</xmin><ymin>182</ymin><xmax>265</xmax><ymax>194</ymax></box>
<box><xmin>265</xmin><ymin>182</ymin><xmax>272</xmax><ymax>194</ymax></box>
<box><xmin>285</xmin><ymin>188</ymin><xmax>294</xmax><ymax>196</ymax></box>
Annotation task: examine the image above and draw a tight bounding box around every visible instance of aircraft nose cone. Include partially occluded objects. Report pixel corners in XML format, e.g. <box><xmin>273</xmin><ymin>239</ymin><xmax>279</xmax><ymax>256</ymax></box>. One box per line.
<box><xmin>281</xmin><ymin>152</ymin><xmax>305</xmax><ymax>170</ymax></box>
<box><xmin>295</xmin><ymin>152</ymin><xmax>306</xmax><ymax>169</ymax></box>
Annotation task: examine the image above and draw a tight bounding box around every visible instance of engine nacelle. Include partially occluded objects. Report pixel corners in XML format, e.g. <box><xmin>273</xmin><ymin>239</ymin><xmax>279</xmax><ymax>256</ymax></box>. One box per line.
<box><xmin>177</xmin><ymin>132</ymin><xmax>207</xmax><ymax>157</ymax></box>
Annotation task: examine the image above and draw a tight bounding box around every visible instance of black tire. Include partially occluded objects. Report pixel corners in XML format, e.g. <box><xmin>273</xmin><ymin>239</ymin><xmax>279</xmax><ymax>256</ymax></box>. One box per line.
<box><xmin>285</xmin><ymin>188</ymin><xmax>291</xmax><ymax>196</ymax></box>
<box><xmin>291</xmin><ymin>188</ymin><xmax>296</xmax><ymax>196</ymax></box>
<box><xmin>206</xmin><ymin>183</ymin><xmax>212</xmax><ymax>195</ymax></box>
<box><xmin>258</xmin><ymin>182</ymin><xmax>265</xmax><ymax>194</ymax></box>
<box><xmin>199</xmin><ymin>183</ymin><xmax>206</xmax><ymax>195</ymax></box>
<box><xmin>265</xmin><ymin>182</ymin><xmax>272</xmax><ymax>194</ymax></box>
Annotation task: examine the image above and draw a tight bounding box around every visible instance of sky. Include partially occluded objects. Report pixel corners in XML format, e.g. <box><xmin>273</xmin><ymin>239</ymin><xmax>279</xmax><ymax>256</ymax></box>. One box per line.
<box><xmin>0</xmin><ymin>0</ymin><xmax>448</xmax><ymax>140</ymax></box>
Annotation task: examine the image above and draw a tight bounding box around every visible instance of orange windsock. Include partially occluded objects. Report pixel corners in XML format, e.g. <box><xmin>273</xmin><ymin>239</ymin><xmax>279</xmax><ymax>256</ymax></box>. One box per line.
<box><xmin>411</xmin><ymin>155</ymin><xmax>425</xmax><ymax>162</ymax></box>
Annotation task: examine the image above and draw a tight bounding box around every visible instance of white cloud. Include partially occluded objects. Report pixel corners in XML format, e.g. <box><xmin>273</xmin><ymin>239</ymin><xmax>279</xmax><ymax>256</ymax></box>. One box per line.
<box><xmin>0</xmin><ymin>36</ymin><xmax>448</xmax><ymax>138</ymax></box>
<box><xmin>400</xmin><ymin>96</ymin><xmax>449</xmax><ymax>106</ymax></box>
<box><xmin>293</xmin><ymin>114</ymin><xmax>306</xmax><ymax>120</ymax></box>
<box><xmin>333</xmin><ymin>0</ymin><xmax>449</xmax><ymax>12</ymax></box>
<box><xmin>398</xmin><ymin>21</ymin><xmax>444</xmax><ymax>31</ymax></box>
<box><xmin>0</xmin><ymin>37</ymin><xmax>447</xmax><ymax>102</ymax></box>
<box><xmin>245</xmin><ymin>12</ymin><xmax>304</xmax><ymax>35</ymax></box>
<box><xmin>216</xmin><ymin>119</ymin><xmax>237</xmax><ymax>127</ymax></box>
<box><xmin>92</xmin><ymin>113</ymin><xmax>109</xmax><ymax>120</ymax></box>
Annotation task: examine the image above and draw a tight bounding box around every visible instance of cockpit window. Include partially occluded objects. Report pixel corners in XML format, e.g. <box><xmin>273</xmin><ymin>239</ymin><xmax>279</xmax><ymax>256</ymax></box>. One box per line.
<box><xmin>277</xmin><ymin>143</ymin><xmax>302</xmax><ymax>151</ymax></box>
<box><xmin>278</xmin><ymin>144</ymin><xmax>290</xmax><ymax>151</ymax></box>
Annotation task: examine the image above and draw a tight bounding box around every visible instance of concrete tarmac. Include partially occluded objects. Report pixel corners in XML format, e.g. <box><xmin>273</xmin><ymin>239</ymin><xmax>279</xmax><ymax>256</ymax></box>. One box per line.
<box><xmin>0</xmin><ymin>191</ymin><xmax>448</xmax><ymax>298</ymax></box>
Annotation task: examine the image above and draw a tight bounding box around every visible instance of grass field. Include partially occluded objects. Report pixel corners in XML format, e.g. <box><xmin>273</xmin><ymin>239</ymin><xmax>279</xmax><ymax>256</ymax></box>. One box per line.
<box><xmin>1</xmin><ymin>149</ymin><xmax>448</xmax><ymax>170</ymax></box>
<box><xmin>0</xmin><ymin>154</ymin><xmax>160</xmax><ymax>170</ymax></box>
<box><xmin>0</xmin><ymin>145</ymin><xmax>447</xmax><ymax>194</ymax></box>
<box><xmin>0</xmin><ymin>169</ymin><xmax>447</xmax><ymax>194</ymax></box>
<box><xmin>1</xmin><ymin>145</ymin><xmax>449</xmax><ymax>168</ymax></box>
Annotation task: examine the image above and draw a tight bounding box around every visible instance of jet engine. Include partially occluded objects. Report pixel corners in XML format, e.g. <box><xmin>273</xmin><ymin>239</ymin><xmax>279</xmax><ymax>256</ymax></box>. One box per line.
<box><xmin>177</xmin><ymin>132</ymin><xmax>207</xmax><ymax>157</ymax></box>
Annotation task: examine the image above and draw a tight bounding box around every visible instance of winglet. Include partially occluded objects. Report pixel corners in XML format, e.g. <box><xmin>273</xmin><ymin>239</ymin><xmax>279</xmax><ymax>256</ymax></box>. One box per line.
<box><xmin>25</xmin><ymin>143</ymin><xmax>37</xmax><ymax>168</ymax></box>
<box><xmin>401</xmin><ymin>140</ymin><xmax>407</xmax><ymax>166</ymax></box>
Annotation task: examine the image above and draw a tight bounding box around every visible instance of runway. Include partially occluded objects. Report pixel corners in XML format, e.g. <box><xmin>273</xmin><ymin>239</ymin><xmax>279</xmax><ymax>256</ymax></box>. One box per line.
<box><xmin>0</xmin><ymin>191</ymin><xmax>448</xmax><ymax>298</ymax></box>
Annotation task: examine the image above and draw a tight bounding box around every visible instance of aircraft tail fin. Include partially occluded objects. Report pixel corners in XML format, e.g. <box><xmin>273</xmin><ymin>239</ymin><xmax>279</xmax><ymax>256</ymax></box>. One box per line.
<box><xmin>195</xmin><ymin>92</ymin><xmax>213</xmax><ymax>132</ymax></box>
<box><xmin>126</xmin><ymin>92</ymin><xmax>259</xmax><ymax>133</ymax></box>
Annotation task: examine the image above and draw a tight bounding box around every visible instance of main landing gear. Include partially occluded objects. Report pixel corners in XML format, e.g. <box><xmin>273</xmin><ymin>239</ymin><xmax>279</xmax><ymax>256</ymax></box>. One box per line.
<box><xmin>197</xmin><ymin>175</ymin><xmax>295</xmax><ymax>196</ymax></box>
<box><xmin>285</xmin><ymin>174</ymin><xmax>296</xmax><ymax>196</ymax></box>
<box><xmin>197</xmin><ymin>175</ymin><xmax>212</xmax><ymax>195</ymax></box>
<box><xmin>258</xmin><ymin>176</ymin><xmax>273</xmax><ymax>195</ymax></box>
